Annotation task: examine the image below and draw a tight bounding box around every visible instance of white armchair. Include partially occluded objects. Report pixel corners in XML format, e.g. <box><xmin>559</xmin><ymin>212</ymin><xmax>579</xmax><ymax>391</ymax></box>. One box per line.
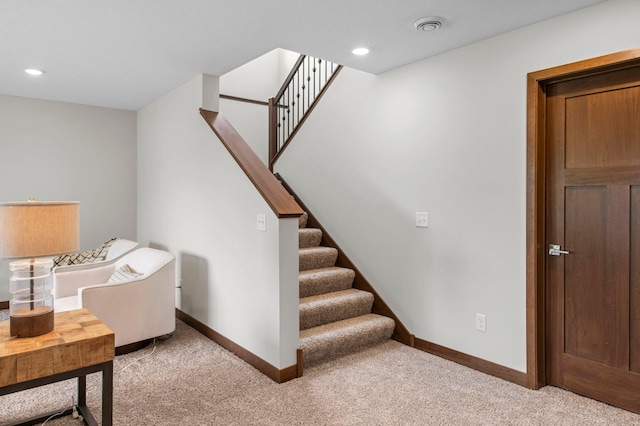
<box><xmin>53</xmin><ymin>247</ymin><xmax>176</xmax><ymax>349</ymax></box>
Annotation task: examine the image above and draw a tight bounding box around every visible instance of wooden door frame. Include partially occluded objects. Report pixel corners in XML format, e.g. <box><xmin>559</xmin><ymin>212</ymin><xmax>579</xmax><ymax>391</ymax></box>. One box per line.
<box><xmin>526</xmin><ymin>48</ymin><xmax>640</xmax><ymax>389</ymax></box>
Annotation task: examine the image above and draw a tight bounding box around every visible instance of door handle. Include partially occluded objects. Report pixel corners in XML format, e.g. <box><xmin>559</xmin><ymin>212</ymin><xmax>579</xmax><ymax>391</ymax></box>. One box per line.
<box><xmin>548</xmin><ymin>244</ymin><xmax>570</xmax><ymax>256</ymax></box>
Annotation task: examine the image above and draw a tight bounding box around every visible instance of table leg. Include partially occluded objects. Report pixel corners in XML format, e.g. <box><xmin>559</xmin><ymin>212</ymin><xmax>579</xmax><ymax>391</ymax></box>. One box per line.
<box><xmin>77</xmin><ymin>374</ymin><xmax>87</xmax><ymax>406</ymax></box>
<box><xmin>0</xmin><ymin>362</ymin><xmax>111</xmax><ymax>426</ymax></box>
<box><xmin>102</xmin><ymin>361</ymin><xmax>113</xmax><ymax>426</ymax></box>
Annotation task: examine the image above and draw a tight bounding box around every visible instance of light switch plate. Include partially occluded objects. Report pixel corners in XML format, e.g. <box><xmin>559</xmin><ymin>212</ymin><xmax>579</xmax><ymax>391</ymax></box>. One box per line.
<box><xmin>416</xmin><ymin>212</ymin><xmax>428</xmax><ymax>228</ymax></box>
<box><xmin>475</xmin><ymin>313</ymin><xmax>486</xmax><ymax>332</ymax></box>
<box><xmin>257</xmin><ymin>214</ymin><xmax>267</xmax><ymax>231</ymax></box>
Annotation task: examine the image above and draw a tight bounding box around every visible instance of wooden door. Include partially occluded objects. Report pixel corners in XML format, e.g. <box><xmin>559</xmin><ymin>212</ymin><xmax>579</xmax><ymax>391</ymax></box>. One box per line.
<box><xmin>545</xmin><ymin>65</ymin><xmax>640</xmax><ymax>412</ymax></box>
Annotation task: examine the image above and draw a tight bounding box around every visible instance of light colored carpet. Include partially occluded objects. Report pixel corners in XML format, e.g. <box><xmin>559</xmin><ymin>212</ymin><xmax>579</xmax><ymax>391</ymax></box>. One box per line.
<box><xmin>2</xmin><ymin>315</ymin><xmax>640</xmax><ymax>425</ymax></box>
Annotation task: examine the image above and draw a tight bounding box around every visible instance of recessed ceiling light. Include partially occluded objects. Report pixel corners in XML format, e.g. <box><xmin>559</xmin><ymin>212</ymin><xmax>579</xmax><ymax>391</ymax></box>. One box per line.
<box><xmin>352</xmin><ymin>47</ymin><xmax>370</xmax><ymax>56</ymax></box>
<box><xmin>414</xmin><ymin>17</ymin><xmax>443</xmax><ymax>32</ymax></box>
<box><xmin>25</xmin><ymin>68</ymin><xmax>45</xmax><ymax>76</ymax></box>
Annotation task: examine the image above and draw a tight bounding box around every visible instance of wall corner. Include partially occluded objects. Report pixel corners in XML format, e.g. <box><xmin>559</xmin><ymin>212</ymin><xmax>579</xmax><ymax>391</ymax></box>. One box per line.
<box><xmin>202</xmin><ymin>73</ymin><xmax>220</xmax><ymax>111</ymax></box>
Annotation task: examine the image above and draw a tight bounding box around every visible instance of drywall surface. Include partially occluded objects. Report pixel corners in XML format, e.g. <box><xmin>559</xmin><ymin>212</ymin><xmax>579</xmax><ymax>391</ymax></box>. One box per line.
<box><xmin>219</xmin><ymin>99</ymin><xmax>268</xmax><ymax>164</ymax></box>
<box><xmin>220</xmin><ymin>48</ymin><xmax>283</xmax><ymax>101</ymax></box>
<box><xmin>0</xmin><ymin>95</ymin><xmax>136</xmax><ymax>301</ymax></box>
<box><xmin>219</xmin><ymin>48</ymin><xmax>301</xmax><ymax>165</ymax></box>
<box><xmin>137</xmin><ymin>74</ymin><xmax>299</xmax><ymax>369</ymax></box>
<box><xmin>275</xmin><ymin>0</ymin><xmax>640</xmax><ymax>372</ymax></box>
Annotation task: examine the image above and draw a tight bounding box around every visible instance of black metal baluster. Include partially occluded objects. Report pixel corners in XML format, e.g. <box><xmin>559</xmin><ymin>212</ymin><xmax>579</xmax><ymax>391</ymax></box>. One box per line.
<box><xmin>281</xmin><ymin>94</ymin><xmax>286</xmax><ymax>150</ymax></box>
<box><xmin>294</xmin><ymin>76</ymin><xmax>298</xmax><ymax>129</ymax></box>
<box><xmin>282</xmin><ymin>89</ymin><xmax>286</xmax><ymax>146</ymax></box>
<box><xmin>324</xmin><ymin>62</ymin><xmax>329</xmax><ymax>86</ymax></box>
<box><xmin>300</xmin><ymin>58</ymin><xmax>307</xmax><ymax>115</ymax></box>
<box><xmin>287</xmin><ymin>86</ymin><xmax>291</xmax><ymax>140</ymax></box>
<box><xmin>291</xmin><ymin>72</ymin><xmax>296</xmax><ymax>128</ymax></box>
<box><xmin>271</xmin><ymin>55</ymin><xmax>340</xmax><ymax>158</ymax></box>
<box><xmin>316</xmin><ymin>59</ymin><xmax>319</xmax><ymax>100</ymax></box>
<box><xmin>296</xmin><ymin>71</ymin><xmax>300</xmax><ymax>127</ymax></box>
<box><xmin>304</xmin><ymin>57</ymin><xmax>311</xmax><ymax>114</ymax></box>
<box><xmin>312</xmin><ymin>59</ymin><xmax>317</xmax><ymax>100</ymax></box>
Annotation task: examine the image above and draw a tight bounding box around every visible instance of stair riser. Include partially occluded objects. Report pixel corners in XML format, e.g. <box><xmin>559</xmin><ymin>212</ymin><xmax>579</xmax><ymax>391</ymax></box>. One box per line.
<box><xmin>303</xmin><ymin>333</ymin><xmax>391</xmax><ymax>366</ymax></box>
<box><xmin>298</xmin><ymin>212</ymin><xmax>308</xmax><ymax>229</ymax></box>
<box><xmin>300</xmin><ymin>295</ymin><xmax>373</xmax><ymax>330</ymax></box>
<box><xmin>299</xmin><ymin>270</ymin><xmax>355</xmax><ymax>298</ymax></box>
<box><xmin>300</xmin><ymin>317</ymin><xmax>395</xmax><ymax>367</ymax></box>
<box><xmin>299</xmin><ymin>229</ymin><xmax>322</xmax><ymax>248</ymax></box>
<box><xmin>299</xmin><ymin>249</ymin><xmax>337</xmax><ymax>271</ymax></box>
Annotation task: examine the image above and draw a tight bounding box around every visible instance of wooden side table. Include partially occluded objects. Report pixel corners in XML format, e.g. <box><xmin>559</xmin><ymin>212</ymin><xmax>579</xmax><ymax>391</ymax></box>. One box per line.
<box><xmin>0</xmin><ymin>309</ymin><xmax>115</xmax><ymax>426</ymax></box>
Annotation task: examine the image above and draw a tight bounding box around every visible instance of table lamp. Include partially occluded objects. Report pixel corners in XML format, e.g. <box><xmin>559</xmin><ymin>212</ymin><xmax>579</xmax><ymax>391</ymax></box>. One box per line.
<box><xmin>0</xmin><ymin>200</ymin><xmax>79</xmax><ymax>337</ymax></box>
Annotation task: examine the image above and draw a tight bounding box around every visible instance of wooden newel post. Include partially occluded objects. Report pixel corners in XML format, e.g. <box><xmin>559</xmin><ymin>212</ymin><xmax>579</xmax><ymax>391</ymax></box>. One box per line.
<box><xmin>268</xmin><ymin>97</ymin><xmax>277</xmax><ymax>171</ymax></box>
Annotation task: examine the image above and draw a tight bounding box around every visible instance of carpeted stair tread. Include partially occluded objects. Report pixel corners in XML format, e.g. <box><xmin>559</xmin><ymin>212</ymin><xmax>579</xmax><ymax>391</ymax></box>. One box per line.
<box><xmin>299</xmin><ymin>228</ymin><xmax>322</xmax><ymax>248</ymax></box>
<box><xmin>300</xmin><ymin>289</ymin><xmax>374</xmax><ymax>330</ymax></box>
<box><xmin>299</xmin><ymin>314</ymin><xmax>395</xmax><ymax>366</ymax></box>
<box><xmin>299</xmin><ymin>247</ymin><xmax>338</xmax><ymax>271</ymax></box>
<box><xmin>293</xmin><ymin>208</ymin><xmax>395</xmax><ymax>367</ymax></box>
<box><xmin>299</xmin><ymin>267</ymin><xmax>355</xmax><ymax>298</ymax></box>
<box><xmin>299</xmin><ymin>212</ymin><xmax>309</xmax><ymax>229</ymax></box>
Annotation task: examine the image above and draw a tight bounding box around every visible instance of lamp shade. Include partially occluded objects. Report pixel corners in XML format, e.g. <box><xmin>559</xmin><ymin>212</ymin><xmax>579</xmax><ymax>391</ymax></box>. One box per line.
<box><xmin>0</xmin><ymin>201</ymin><xmax>79</xmax><ymax>259</ymax></box>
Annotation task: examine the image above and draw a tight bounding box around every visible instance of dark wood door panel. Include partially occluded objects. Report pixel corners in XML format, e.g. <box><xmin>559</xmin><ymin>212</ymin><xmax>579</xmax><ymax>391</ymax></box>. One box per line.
<box><xmin>550</xmin><ymin>65</ymin><xmax>640</xmax><ymax>97</ymax></box>
<box><xmin>605</xmin><ymin>185</ymin><xmax>631</xmax><ymax>370</ymax></box>
<box><xmin>565</xmin><ymin>85</ymin><xmax>640</xmax><ymax>169</ymax></box>
<box><xmin>546</xmin><ymin>63</ymin><xmax>640</xmax><ymax>411</ymax></box>
<box><xmin>563</xmin><ymin>354</ymin><xmax>640</xmax><ymax>413</ymax></box>
<box><xmin>631</xmin><ymin>186</ymin><xmax>640</xmax><ymax>373</ymax></box>
<box><xmin>563</xmin><ymin>185</ymin><xmax>630</xmax><ymax>369</ymax></box>
<box><xmin>564</xmin><ymin>169</ymin><xmax>640</xmax><ymax>186</ymax></box>
<box><xmin>564</xmin><ymin>186</ymin><xmax>609</xmax><ymax>364</ymax></box>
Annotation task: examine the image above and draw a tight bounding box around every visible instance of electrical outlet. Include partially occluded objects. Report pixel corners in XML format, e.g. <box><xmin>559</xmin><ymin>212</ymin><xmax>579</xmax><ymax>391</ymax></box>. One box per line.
<box><xmin>257</xmin><ymin>214</ymin><xmax>267</xmax><ymax>231</ymax></box>
<box><xmin>475</xmin><ymin>313</ymin><xmax>486</xmax><ymax>332</ymax></box>
<box><xmin>416</xmin><ymin>212</ymin><xmax>429</xmax><ymax>228</ymax></box>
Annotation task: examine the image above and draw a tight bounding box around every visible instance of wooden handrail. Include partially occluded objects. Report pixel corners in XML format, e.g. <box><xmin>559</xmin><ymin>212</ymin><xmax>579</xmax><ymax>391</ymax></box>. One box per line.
<box><xmin>274</xmin><ymin>54</ymin><xmax>307</xmax><ymax>102</ymax></box>
<box><xmin>220</xmin><ymin>94</ymin><xmax>269</xmax><ymax>106</ymax></box>
<box><xmin>220</xmin><ymin>94</ymin><xmax>289</xmax><ymax>109</ymax></box>
<box><xmin>268</xmin><ymin>98</ymin><xmax>277</xmax><ymax>168</ymax></box>
<box><xmin>200</xmin><ymin>109</ymin><xmax>303</xmax><ymax>219</ymax></box>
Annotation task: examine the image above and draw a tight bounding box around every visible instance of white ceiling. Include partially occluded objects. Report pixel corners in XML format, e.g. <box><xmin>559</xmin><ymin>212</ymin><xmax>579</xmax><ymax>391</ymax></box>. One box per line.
<box><xmin>1</xmin><ymin>0</ymin><xmax>604</xmax><ymax>111</ymax></box>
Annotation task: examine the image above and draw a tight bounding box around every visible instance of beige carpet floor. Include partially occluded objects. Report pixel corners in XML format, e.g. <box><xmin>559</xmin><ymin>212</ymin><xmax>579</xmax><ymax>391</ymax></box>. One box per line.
<box><xmin>2</xmin><ymin>315</ymin><xmax>640</xmax><ymax>425</ymax></box>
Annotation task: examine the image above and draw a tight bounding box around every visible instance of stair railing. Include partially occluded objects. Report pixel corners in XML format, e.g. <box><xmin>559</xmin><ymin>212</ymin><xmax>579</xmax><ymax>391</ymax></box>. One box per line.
<box><xmin>268</xmin><ymin>55</ymin><xmax>342</xmax><ymax>170</ymax></box>
<box><xmin>200</xmin><ymin>109</ymin><xmax>304</xmax><ymax>219</ymax></box>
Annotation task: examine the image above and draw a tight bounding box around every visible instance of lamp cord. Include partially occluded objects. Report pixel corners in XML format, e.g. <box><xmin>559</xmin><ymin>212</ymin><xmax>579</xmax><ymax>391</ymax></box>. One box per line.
<box><xmin>37</xmin><ymin>339</ymin><xmax>158</xmax><ymax>425</ymax></box>
<box><xmin>41</xmin><ymin>396</ymin><xmax>76</xmax><ymax>425</ymax></box>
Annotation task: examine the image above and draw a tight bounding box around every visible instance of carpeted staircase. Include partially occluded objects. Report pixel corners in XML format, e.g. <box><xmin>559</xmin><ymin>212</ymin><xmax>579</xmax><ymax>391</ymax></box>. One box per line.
<box><xmin>297</xmin><ymin>212</ymin><xmax>395</xmax><ymax>366</ymax></box>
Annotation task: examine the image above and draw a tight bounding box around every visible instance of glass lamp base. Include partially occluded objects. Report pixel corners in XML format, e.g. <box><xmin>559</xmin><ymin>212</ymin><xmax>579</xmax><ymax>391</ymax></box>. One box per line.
<box><xmin>9</xmin><ymin>258</ymin><xmax>55</xmax><ymax>337</ymax></box>
<box><xmin>10</xmin><ymin>306</ymin><xmax>54</xmax><ymax>337</ymax></box>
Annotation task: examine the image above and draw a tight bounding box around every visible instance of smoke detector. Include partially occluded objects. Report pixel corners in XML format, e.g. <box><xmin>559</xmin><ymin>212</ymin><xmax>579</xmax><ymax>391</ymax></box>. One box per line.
<box><xmin>414</xmin><ymin>17</ymin><xmax>443</xmax><ymax>32</ymax></box>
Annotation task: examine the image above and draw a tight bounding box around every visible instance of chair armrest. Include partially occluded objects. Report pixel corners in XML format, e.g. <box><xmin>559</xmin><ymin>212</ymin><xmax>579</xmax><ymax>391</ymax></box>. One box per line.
<box><xmin>78</xmin><ymin>260</ymin><xmax>176</xmax><ymax>347</ymax></box>
<box><xmin>53</xmin><ymin>264</ymin><xmax>115</xmax><ymax>299</ymax></box>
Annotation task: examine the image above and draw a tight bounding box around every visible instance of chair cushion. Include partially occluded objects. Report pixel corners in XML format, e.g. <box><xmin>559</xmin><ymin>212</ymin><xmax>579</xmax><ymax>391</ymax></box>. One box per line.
<box><xmin>52</xmin><ymin>237</ymin><xmax>118</xmax><ymax>267</ymax></box>
<box><xmin>108</xmin><ymin>264</ymin><xmax>143</xmax><ymax>283</ymax></box>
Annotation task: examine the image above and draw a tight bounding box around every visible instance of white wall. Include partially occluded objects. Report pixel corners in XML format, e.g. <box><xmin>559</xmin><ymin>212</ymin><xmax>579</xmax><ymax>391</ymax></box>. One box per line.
<box><xmin>137</xmin><ymin>74</ymin><xmax>299</xmax><ymax>369</ymax></box>
<box><xmin>219</xmin><ymin>48</ymin><xmax>301</xmax><ymax>165</ymax></box>
<box><xmin>275</xmin><ymin>0</ymin><xmax>640</xmax><ymax>372</ymax></box>
<box><xmin>0</xmin><ymin>95</ymin><xmax>136</xmax><ymax>301</ymax></box>
<box><xmin>219</xmin><ymin>100</ymin><xmax>268</xmax><ymax>164</ymax></box>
